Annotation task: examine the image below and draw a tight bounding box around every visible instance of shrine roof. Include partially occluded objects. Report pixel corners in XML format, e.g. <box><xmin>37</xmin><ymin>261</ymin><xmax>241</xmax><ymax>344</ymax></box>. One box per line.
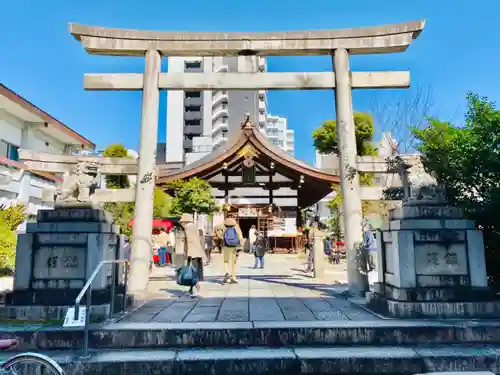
<box><xmin>156</xmin><ymin>117</ymin><xmax>340</xmax><ymax>185</ymax></box>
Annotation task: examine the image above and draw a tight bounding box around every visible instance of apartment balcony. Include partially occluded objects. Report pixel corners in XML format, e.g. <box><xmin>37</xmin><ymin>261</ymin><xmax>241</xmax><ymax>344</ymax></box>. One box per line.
<box><xmin>212</xmin><ymin>119</ymin><xmax>229</xmax><ymax>136</ymax></box>
<box><xmin>258</xmin><ymin>56</ymin><xmax>267</xmax><ymax>72</ymax></box>
<box><xmin>215</xmin><ymin>64</ymin><xmax>229</xmax><ymax>73</ymax></box>
<box><xmin>258</xmin><ymin>98</ymin><xmax>266</xmax><ymax>113</ymax></box>
<box><xmin>258</xmin><ymin>90</ymin><xmax>266</xmax><ymax>99</ymax></box>
<box><xmin>212</xmin><ymin>104</ymin><xmax>229</xmax><ymax>121</ymax></box>
<box><xmin>267</xmin><ymin>133</ymin><xmax>279</xmax><ymax>139</ymax></box>
<box><xmin>258</xmin><ymin>112</ymin><xmax>267</xmax><ymax>126</ymax></box>
<box><xmin>212</xmin><ymin>90</ymin><xmax>228</xmax><ymax>107</ymax></box>
<box><xmin>212</xmin><ymin>133</ymin><xmax>229</xmax><ymax>149</ymax></box>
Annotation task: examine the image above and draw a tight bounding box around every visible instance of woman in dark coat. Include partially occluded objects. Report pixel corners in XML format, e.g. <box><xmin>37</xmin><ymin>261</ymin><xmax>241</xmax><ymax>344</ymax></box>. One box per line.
<box><xmin>253</xmin><ymin>231</ymin><xmax>267</xmax><ymax>269</ymax></box>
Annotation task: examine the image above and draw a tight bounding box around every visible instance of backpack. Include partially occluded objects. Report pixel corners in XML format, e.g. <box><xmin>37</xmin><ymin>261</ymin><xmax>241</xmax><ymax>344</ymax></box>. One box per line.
<box><xmin>223</xmin><ymin>227</ymin><xmax>240</xmax><ymax>247</ymax></box>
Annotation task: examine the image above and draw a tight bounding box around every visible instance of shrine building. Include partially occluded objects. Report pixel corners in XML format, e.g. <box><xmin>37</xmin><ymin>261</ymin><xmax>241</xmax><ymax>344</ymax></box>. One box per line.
<box><xmin>156</xmin><ymin>117</ymin><xmax>339</xmax><ymax>248</ymax></box>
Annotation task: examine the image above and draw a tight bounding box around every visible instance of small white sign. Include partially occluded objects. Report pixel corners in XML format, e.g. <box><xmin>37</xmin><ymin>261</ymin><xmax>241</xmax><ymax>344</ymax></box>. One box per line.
<box><xmin>63</xmin><ymin>307</ymin><xmax>87</xmax><ymax>328</ymax></box>
<box><xmin>238</xmin><ymin>208</ymin><xmax>258</xmax><ymax>217</ymax></box>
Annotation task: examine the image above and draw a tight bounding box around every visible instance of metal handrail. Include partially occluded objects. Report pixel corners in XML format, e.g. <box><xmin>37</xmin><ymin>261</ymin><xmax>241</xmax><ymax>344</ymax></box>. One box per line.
<box><xmin>74</xmin><ymin>259</ymin><xmax>129</xmax><ymax>358</ymax></box>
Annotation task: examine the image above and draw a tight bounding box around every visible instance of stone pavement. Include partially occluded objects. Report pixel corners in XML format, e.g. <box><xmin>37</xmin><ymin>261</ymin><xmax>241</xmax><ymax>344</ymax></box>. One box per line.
<box><xmin>120</xmin><ymin>253</ymin><xmax>380</xmax><ymax>323</ymax></box>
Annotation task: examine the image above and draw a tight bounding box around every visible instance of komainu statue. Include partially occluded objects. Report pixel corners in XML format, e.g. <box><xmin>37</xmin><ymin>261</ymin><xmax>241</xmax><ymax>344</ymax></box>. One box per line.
<box><xmin>56</xmin><ymin>161</ymin><xmax>101</xmax><ymax>203</ymax></box>
<box><xmin>406</xmin><ymin>160</ymin><xmax>446</xmax><ymax>203</ymax></box>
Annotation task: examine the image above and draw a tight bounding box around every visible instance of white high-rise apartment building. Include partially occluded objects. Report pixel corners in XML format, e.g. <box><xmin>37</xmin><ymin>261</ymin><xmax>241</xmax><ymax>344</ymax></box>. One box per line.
<box><xmin>266</xmin><ymin>114</ymin><xmax>295</xmax><ymax>156</ymax></box>
<box><xmin>165</xmin><ymin>56</ymin><xmax>267</xmax><ymax>166</ymax></box>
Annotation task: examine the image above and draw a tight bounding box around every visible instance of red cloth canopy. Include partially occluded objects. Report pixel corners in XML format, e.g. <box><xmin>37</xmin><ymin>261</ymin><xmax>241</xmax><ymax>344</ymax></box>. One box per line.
<box><xmin>128</xmin><ymin>219</ymin><xmax>174</xmax><ymax>232</ymax></box>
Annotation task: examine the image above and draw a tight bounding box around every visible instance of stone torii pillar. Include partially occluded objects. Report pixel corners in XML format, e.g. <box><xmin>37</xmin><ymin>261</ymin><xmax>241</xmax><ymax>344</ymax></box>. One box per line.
<box><xmin>332</xmin><ymin>49</ymin><xmax>368</xmax><ymax>295</ymax></box>
<box><xmin>129</xmin><ymin>50</ymin><xmax>162</xmax><ymax>295</ymax></box>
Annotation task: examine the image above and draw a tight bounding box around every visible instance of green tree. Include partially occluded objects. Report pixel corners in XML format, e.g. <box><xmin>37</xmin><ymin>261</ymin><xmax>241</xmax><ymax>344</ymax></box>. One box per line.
<box><xmin>102</xmin><ymin>144</ymin><xmax>130</xmax><ymax>189</ymax></box>
<box><xmin>0</xmin><ymin>204</ymin><xmax>26</xmax><ymax>231</ymax></box>
<box><xmin>313</xmin><ymin>112</ymin><xmax>377</xmax><ymax>186</ymax></box>
<box><xmin>412</xmin><ymin>93</ymin><xmax>500</xmax><ymax>289</ymax></box>
<box><xmin>313</xmin><ymin>112</ymin><xmax>377</xmax><ymax>157</ymax></box>
<box><xmin>154</xmin><ymin>188</ymin><xmax>174</xmax><ymax>218</ymax></box>
<box><xmin>166</xmin><ymin>178</ymin><xmax>217</xmax><ymax>215</ymax></box>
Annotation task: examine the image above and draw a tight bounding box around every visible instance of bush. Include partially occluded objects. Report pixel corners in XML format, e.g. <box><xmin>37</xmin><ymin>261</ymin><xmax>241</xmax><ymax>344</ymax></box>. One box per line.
<box><xmin>0</xmin><ymin>204</ymin><xmax>26</xmax><ymax>273</ymax></box>
<box><xmin>0</xmin><ymin>204</ymin><xmax>26</xmax><ymax>231</ymax></box>
<box><xmin>0</xmin><ymin>223</ymin><xmax>16</xmax><ymax>272</ymax></box>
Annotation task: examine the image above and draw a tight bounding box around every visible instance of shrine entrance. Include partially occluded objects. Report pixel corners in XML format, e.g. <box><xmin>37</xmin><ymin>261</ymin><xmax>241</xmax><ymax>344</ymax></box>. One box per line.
<box><xmin>237</xmin><ymin>217</ymin><xmax>257</xmax><ymax>242</ymax></box>
<box><xmin>69</xmin><ymin>20</ymin><xmax>425</xmax><ymax>296</ymax></box>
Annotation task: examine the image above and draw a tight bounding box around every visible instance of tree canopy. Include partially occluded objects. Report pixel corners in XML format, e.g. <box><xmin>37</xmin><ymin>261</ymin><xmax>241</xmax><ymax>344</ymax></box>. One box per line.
<box><xmin>313</xmin><ymin>112</ymin><xmax>377</xmax><ymax>157</ymax></box>
<box><xmin>412</xmin><ymin>93</ymin><xmax>500</xmax><ymax>288</ymax></box>
<box><xmin>102</xmin><ymin>144</ymin><xmax>130</xmax><ymax>189</ymax></box>
<box><xmin>166</xmin><ymin>178</ymin><xmax>218</xmax><ymax>215</ymax></box>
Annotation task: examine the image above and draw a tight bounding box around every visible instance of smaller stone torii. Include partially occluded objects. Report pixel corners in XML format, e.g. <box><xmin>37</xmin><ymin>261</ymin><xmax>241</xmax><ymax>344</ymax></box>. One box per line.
<box><xmin>18</xmin><ymin>150</ymin><xmax>139</xmax><ymax>205</ymax></box>
<box><xmin>69</xmin><ymin>20</ymin><xmax>425</xmax><ymax>296</ymax></box>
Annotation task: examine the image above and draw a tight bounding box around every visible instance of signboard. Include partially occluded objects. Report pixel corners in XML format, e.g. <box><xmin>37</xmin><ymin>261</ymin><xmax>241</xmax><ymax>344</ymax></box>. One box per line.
<box><xmin>238</xmin><ymin>208</ymin><xmax>258</xmax><ymax>217</ymax></box>
<box><xmin>63</xmin><ymin>306</ymin><xmax>87</xmax><ymax>328</ymax></box>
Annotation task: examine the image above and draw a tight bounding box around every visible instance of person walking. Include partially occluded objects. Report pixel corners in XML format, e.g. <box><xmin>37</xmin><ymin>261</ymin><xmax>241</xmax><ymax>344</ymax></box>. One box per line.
<box><xmin>253</xmin><ymin>231</ymin><xmax>266</xmax><ymax>269</ymax></box>
<box><xmin>213</xmin><ymin>222</ymin><xmax>225</xmax><ymax>254</ymax></box>
<box><xmin>331</xmin><ymin>237</ymin><xmax>341</xmax><ymax>264</ymax></box>
<box><xmin>306</xmin><ymin>221</ymin><xmax>318</xmax><ymax>273</ymax></box>
<box><xmin>179</xmin><ymin>213</ymin><xmax>207</xmax><ymax>297</ymax></box>
<box><xmin>219</xmin><ymin>215</ymin><xmax>243</xmax><ymax>284</ymax></box>
<box><xmin>204</xmin><ymin>229</ymin><xmax>214</xmax><ymax>265</ymax></box>
<box><xmin>166</xmin><ymin>227</ymin><xmax>176</xmax><ymax>266</ymax></box>
<box><xmin>248</xmin><ymin>224</ymin><xmax>257</xmax><ymax>254</ymax></box>
<box><xmin>364</xmin><ymin>224</ymin><xmax>377</xmax><ymax>272</ymax></box>
<box><xmin>156</xmin><ymin>228</ymin><xmax>169</xmax><ymax>267</ymax></box>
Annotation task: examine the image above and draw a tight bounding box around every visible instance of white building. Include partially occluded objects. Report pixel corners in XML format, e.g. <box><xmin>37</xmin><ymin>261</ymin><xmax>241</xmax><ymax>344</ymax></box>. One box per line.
<box><xmin>0</xmin><ymin>84</ymin><xmax>95</xmax><ymax>217</ymax></box>
<box><xmin>165</xmin><ymin>56</ymin><xmax>267</xmax><ymax>166</ymax></box>
<box><xmin>266</xmin><ymin>114</ymin><xmax>295</xmax><ymax>156</ymax></box>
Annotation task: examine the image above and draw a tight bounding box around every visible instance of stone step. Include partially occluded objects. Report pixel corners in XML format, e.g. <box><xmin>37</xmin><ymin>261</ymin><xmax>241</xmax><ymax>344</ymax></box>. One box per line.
<box><xmin>5</xmin><ymin>320</ymin><xmax>500</xmax><ymax>351</ymax></box>
<box><xmin>1</xmin><ymin>345</ymin><xmax>500</xmax><ymax>375</ymax></box>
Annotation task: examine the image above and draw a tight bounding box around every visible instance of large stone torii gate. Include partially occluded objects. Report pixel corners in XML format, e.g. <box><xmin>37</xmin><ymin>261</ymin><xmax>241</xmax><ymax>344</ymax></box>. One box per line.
<box><xmin>70</xmin><ymin>20</ymin><xmax>425</xmax><ymax>296</ymax></box>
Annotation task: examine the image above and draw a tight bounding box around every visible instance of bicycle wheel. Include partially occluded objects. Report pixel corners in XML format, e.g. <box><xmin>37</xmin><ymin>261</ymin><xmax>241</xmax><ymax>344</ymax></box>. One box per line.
<box><xmin>1</xmin><ymin>352</ymin><xmax>65</xmax><ymax>375</ymax></box>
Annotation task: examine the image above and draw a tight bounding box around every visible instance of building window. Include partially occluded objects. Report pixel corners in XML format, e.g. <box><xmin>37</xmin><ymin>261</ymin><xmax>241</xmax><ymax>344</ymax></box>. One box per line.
<box><xmin>185</xmin><ymin>92</ymin><xmax>201</xmax><ymax>98</ymax></box>
<box><xmin>0</xmin><ymin>140</ymin><xmax>19</xmax><ymax>161</ymax></box>
<box><xmin>185</xmin><ymin>61</ymin><xmax>201</xmax><ymax>69</ymax></box>
<box><xmin>185</xmin><ymin>105</ymin><xmax>201</xmax><ymax>112</ymax></box>
<box><xmin>185</xmin><ymin>119</ymin><xmax>201</xmax><ymax>126</ymax></box>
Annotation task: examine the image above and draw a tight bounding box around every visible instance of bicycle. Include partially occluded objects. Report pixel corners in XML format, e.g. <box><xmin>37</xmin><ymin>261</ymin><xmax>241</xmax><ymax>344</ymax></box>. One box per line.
<box><xmin>0</xmin><ymin>339</ymin><xmax>65</xmax><ymax>375</ymax></box>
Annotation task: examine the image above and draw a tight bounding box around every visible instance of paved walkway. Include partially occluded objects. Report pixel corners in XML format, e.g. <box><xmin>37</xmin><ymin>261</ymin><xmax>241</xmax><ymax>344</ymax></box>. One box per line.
<box><xmin>120</xmin><ymin>253</ymin><xmax>380</xmax><ymax>323</ymax></box>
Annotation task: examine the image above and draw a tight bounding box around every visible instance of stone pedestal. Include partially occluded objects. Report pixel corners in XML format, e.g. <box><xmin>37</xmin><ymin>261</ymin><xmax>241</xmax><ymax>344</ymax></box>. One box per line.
<box><xmin>313</xmin><ymin>232</ymin><xmax>326</xmax><ymax>279</ymax></box>
<box><xmin>367</xmin><ymin>200</ymin><xmax>500</xmax><ymax>318</ymax></box>
<box><xmin>1</xmin><ymin>204</ymin><xmax>128</xmax><ymax>321</ymax></box>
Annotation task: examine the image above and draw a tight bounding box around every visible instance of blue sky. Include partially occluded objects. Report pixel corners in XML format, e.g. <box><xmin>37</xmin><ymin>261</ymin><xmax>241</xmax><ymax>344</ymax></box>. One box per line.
<box><xmin>1</xmin><ymin>0</ymin><xmax>498</xmax><ymax>164</ymax></box>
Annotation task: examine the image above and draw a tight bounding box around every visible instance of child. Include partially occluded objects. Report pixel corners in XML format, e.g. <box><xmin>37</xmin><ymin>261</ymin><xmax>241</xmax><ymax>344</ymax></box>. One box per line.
<box><xmin>253</xmin><ymin>231</ymin><xmax>266</xmax><ymax>269</ymax></box>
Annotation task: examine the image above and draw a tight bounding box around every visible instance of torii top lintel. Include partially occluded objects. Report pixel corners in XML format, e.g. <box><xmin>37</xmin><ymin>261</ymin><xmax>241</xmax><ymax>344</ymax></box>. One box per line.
<box><xmin>69</xmin><ymin>20</ymin><xmax>425</xmax><ymax>57</ymax></box>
